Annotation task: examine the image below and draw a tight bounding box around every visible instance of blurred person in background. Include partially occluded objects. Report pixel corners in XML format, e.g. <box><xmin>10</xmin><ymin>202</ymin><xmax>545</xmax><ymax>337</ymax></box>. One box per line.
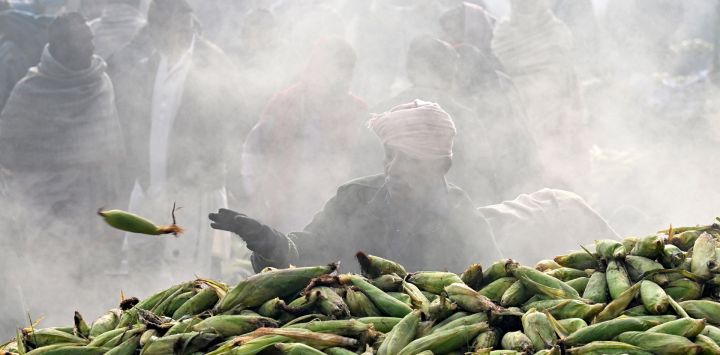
<box><xmin>241</xmin><ymin>37</ymin><xmax>373</xmax><ymax>232</ymax></box>
<box><xmin>452</xmin><ymin>44</ymin><xmax>544</xmax><ymax>201</ymax></box>
<box><xmin>492</xmin><ymin>0</ymin><xmax>589</xmax><ymax>192</ymax></box>
<box><xmin>0</xmin><ymin>8</ymin><xmax>52</xmax><ymax>111</ymax></box>
<box><xmin>0</xmin><ymin>12</ymin><xmax>125</xmax><ymax>327</ymax></box>
<box><xmin>374</xmin><ymin>35</ymin><xmax>500</xmax><ymax>205</ymax></box>
<box><xmin>218</xmin><ymin>100</ymin><xmax>503</xmax><ymax>273</ymax></box>
<box><xmin>89</xmin><ymin>0</ymin><xmax>145</xmax><ymax>60</ymax></box>
<box><xmin>108</xmin><ymin>0</ymin><xmax>250</xmax><ymax>290</ymax></box>
<box><xmin>438</xmin><ymin>1</ymin><xmax>495</xmax><ymax>54</ymax></box>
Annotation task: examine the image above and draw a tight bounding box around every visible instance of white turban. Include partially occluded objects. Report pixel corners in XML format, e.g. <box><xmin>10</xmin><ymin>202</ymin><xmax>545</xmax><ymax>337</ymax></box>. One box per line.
<box><xmin>369</xmin><ymin>99</ymin><xmax>456</xmax><ymax>160</ymax></box>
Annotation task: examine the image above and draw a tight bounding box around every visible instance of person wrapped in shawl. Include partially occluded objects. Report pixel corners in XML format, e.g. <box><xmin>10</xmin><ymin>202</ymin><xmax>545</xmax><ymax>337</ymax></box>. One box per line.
<box><xmin>214</xmin><ymin>100</ymin><xmax>503</xmax><ymax>274</ymax></box>
<box><xmin>0</xmin><ymin>12</ymin><xmax>125</xmax><ymax>327</ymax></box>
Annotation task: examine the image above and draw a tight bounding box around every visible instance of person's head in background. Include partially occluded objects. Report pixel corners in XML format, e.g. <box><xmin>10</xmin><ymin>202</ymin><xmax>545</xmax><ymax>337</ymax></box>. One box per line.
<box><xmin>406</xmin><ymin>35</ymin><xmax>458</xmax><ymax>91</ymax></box>
<box><xmin>48</xmin><ymin>12</ymin><xmax>94</xmax><ymax>71</ymax></box>
<box><xmin>146</xmin><ymin>0</ymin><xmax>194</xmax><ymax>58</ymax></box>
<box><xmin>240</xmin><ymin>8</ymin><xmax>278</xmax><ymax>54</ymax></box>
<box><xmin>302</xmin><ymin>36</ymin><xmax>356</xmax><ymax>98</ymax></box>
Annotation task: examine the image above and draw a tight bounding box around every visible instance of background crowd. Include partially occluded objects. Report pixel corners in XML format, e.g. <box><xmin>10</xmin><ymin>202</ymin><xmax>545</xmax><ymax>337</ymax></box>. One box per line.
<box><xmin>1</xmin><ymin>0</ymin><xmax>719</xmax><ymax>338</ymax></box>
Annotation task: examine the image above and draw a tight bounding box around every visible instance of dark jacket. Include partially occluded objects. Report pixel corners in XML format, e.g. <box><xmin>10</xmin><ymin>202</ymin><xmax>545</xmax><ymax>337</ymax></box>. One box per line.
<box><xmin>252</xmin><ymin>174</ymin><xmax>503</xmax><ymax>274</ymax></box>
<box><xmin>108</xmin><ymin>31</ymin><xmax>244</xmax><ymax>193</ymax></box>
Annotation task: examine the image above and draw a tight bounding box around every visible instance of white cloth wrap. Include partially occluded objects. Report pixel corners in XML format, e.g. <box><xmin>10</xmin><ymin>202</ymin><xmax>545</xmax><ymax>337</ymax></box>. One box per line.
<box><xmin>369</xmin><ymin>99</ymin><xmax>456</xmax><ymax>160</ymax></box>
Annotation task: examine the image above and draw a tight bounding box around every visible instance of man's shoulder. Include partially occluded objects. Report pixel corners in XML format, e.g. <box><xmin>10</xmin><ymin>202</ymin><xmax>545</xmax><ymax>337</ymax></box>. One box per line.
<box><xmin>337</xmin><ymin>174</ymin><xmax>385</xmax><ymax>193</ymax></box>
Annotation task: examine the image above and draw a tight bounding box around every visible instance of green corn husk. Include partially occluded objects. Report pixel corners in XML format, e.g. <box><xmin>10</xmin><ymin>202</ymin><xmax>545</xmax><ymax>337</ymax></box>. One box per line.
<box><xmin>545</xmin><ymin>268</ymin><xmax>589</xmax><ymax>282</ymax></box>
<box><xmin>25</xmin><ymin>328</ymin><xmax>88</xmax><ymax>348</ymax></box>
<box><xmin>356</xmin><ymin>251</ymin><xmax>407</xmax><ymax>278</ymax></box>
<box><xmin>287</xmin><ymin>319</ymin><xmax>374</xmax><ymax>337</ymax></box>
<box><xmin>345</xmin><ymin>287</ymin><xmax>382</xmax><ymax>317</ymax></box>
<box><xmin>483</xmin><ymin>259</ymin><xmax>518</xmax><ymax>285</ymax></box>
<box><xmin>140</xmin><ymin>332</ymin><xmax>218</xmax><ymax>355</ymax></box>
<box><xmin>73</xmin><ymin>312</ymin><xmax>90</xmax><ymax>339</ymax></box>
<box><xmin>416</xmin><ymin>321</ymin><xmax>434</xmax><ymax>338</ymax></box>
<box><xmin>625</xmin><ymin>256</ymin><xmax>667</xmax><ymax>284</ymax></box>
<box><xmin>396</xmin><ymin>323</ymin><xmax>488</xmax><ymax>355</ymax></box>
<box><xmin>217</xmin><ymin>264</ymin><xmax>337</xmax><ymax>312</ymax></box>
<box><xmin>387</xmin><ymin>292</ymin><xmax>412</xmax><ymax>306</ymax></box>
<box><xmin>26</xmin><ymin>344</ymin><xmax>109</xmax><ymax>355</ymax></box>
<box><xmin>701</xmin><ymin>325</ymin><xmax>720</xmax><ymax>345</ymax></box>
<box><xmin>629</xmin><ymin>235</ymin><xmax>664</xmax><ymax>259</ymax></box>
<box><xmin>257</xmin><ymin>297</ymin><xmax>284</xmax><ymax>319</ymax></box>
<box><xmin>473</xmin><ymin>328</ymin><xmax>501</xmax><ymax>350</ymax></box>
<box><xmin>511</xmin><ymin>265</ymin><xmax>581</xmax><ymax>300</ymax></box>
<box><xmin>535</xmin><ymin>259</ymin><xmax>562</xmax><ymax>272</ymax></box>
<box><xmin>402</xmin><ymin>281</ymin><xmax>430</xmax><ymax>314</ymax></box>
<box><xmin>461</xmin><ymin>263</ymin><xmax>484</xmax><ymax>291</ymax></box>
<box><xmin>340</xmin><ymin>274</ymin><xmax>412</xmax><ymax>318</ymax></box>
<box><xmin>566</xmin><ymin>277</ymin><xmax>590</xmax><ymax>294</ymax></box>
<box><xmin>595</xmin><ymin>239</ymin><xmax>626</xmax><ymax>260</ymax></box>
<box><xmin>563</xmin><ymin>317</ymin><xmax>652</xmax><ymax>346</ymax></box>
<box><xmin>427</xmin><ymin>294</ymin><xmax>458</xmax><ymax>321</ymax></box>
<box><xmin>478</xmin><ymin>277</ymin><xmax>517</xmax><ymax>302</ymax></box>
<box><xmin>557</xmin><ymin>318</ymin><xmax>587</xmax><ymax>334</ymax></box>
<box><xmin>606</xmin><ymin>260</ymin><xmax>632</xmax><ymax>300</ymax></box>
<box><xmin>166</xmin><ymin>291</ymin><xmax>194</xmax><ymax>316</ymax></box>
<box><xmin>622</xmin><ymin>237</ymin><xmax>639</xmax><ymax>255</ymax></box>
<box><xmin>622</xmin><ymin>305</ymin><xmax>649</xmax><ymax>316</ymax></box>
<box><xmin>104</xmin><ymin>335</ymin><xmax>140</xmax><ymax>355</ymax></box>
<box><xmin>192</xmin><ymin>315</ymin><xmax>278</xmax><ymax>337</ymax></box>
<box><xmin>274</xmin><ymin>342</ymin><xmax>326</xmax><ymax>354</ymax></box>
<box><xmin>554</xmin><ymin>251</ymin><xmax>599</xmax><ymax>270</ymax></box>
<box><xmin>616</xmin><ymin>331</ymin><xmax>701</xmax><ymax>355</ymax></box>
<box><xmin>522</xmin><ymin>299</ymin><xmax>604</xmax><ymax>322</ymax></box>
<box><xmin>664</xmin><ymin>278</ymin><xmax>704</xmax><ymax>301</ymax></box>
<box><xmin>429</xmin><ymin>312</ymin><xmax>487</xmax><ymax>335</ymax></box>
<box><xmin>566</xmin><ymin>341</ymin><xmax>653</xmax><ymax>355</ymax></box>
<box><xmin>522</xmin><ymin>309</ymin><xmax>557</xmax><ymax>351</ymax></box>
<box><xmin>406</xmin><ymin>272</ymin><xmax>463</xmax><ymax>294</ymax></box>
<box><xmin>89</xmin><ymin>310</ymin><xmax>121</xmax><ymax>337</ymax></box>
<box><xmin>680</xmin><ymin>300</ymin><xmax>720</xmax><ymax>325</ymax></box>
<box><xmin>172</xmin><ymin>287</ymin><xmax>220</xmax><ymax>319</ymax></box>
<box><xmin>356</xmin><ymin>317</ymin><xmax>401</xmax><ymax>333</ymax></box>
<box><xmin>500</xmin><ymin>331</ymin><xmax>532</xmax><ymax>351</ymax></box>
<box><xmin>370</xmin><ymin>274</ymin><xmax>404</xmax><ymax>292</ymax></box>
<box><xmin>312</xmin><ymin>287</ymin><xmax>350</xmax><ymax>319</ymax></box>
<box><xmin>631</xmin><ymin>315</ymin><xmax>678</xmax><ymax>326</ymax></box>
<box><xmin>377</xmin><ymin>310</ymin><xmax>420</xmax><ymax>355</ymax></box>
<box><xmin>640</xmin><ymin>280</ymin><xmax>669</xmax><ymax>314</ymax></box>
<box><xmin>695</xmin><ymin>334</ymin><xmax>720</xmax><ymax>355</ymax></box>
<box><xmin>165</xmin><ymin>318</ymin><xmax>202</xmax><ymax>336</ymax></box>
<box><xmin>691</xmin><ymin>233</ymin><xmax>717</xmax><ymax>279</ymax></box>
<box><xmin>582</xmin><ymin>272</ymin><xmax>608</xmax><ymax>304</ymax></box>
<box><xmin>500</xmin><ymin>280</ymin><xmax>531</xmax><ymax>307</ymax></box>
<box><xmin>324</xmin><ymin>347</ymin><xmax>357</xmax><ymax>355</ymax></box>
<box><xmin>647</xmin><ymin>317</ymin><xmax>706</xmax><ymax>337</ymax></box>
<box><xmin>660</xmin><ymin>244</ymin><xmax>686</xmax><ymax>268</ymax></box>
<box><xmin>593</xmin><ymin>282</ymin><xmax>641</xmax><ymax>323</ymax></box>
<box><xmin>444</xmin><ymin>283</ymin><xmax>502</xmax><ymax>313</ymax></box>
<box><xmin>670</xmin><ymin>230</ymin><xmax>703</xmax><ymax>251</ymax></box>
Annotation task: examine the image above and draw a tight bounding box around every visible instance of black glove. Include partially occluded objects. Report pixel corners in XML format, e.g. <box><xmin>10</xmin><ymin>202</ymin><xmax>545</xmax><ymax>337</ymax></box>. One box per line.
<box><xmin>208</xmin><ymin>208</ymin><xmax>283</xmax><ymax>256</ymax></box>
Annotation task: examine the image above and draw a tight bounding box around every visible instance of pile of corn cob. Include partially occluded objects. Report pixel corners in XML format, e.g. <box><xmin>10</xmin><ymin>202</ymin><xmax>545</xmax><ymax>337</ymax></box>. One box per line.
<box><xmin>4</xmin><ymin>219</ymin><xmax>720</xmax><ymax>355</ymax></box>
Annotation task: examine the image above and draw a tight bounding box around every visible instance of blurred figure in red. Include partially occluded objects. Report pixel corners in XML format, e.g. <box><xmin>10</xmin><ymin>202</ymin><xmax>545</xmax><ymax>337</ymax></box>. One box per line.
<box><xmin>242</xmin><ymin>37</ymin><xmax>374</xmax><ymax>232</ymax></box>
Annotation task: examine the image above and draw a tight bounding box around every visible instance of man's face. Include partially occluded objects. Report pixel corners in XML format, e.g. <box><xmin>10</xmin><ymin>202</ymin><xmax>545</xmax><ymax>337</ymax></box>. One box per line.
<box><xmin>51</xmin><ymin>20</ymin><xmax>94</xmax><ymax>71</ymax></box>
<box><xmin>383</xmin><ymin>148</ymin><xmax>450</xmax><ymax>204</ymax></box>
<box><xmin>148</xmin><ymin>11</ymin><xmax>194</xmax><ymax>54</ymax></box>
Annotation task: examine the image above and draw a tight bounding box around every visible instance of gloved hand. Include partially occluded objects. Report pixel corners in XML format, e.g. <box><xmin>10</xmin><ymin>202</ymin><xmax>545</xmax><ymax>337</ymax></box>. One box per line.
<box><xmin>208</xmin><ymin>208</ymin><xmax>283</xmax><ymax>257</ymax></box>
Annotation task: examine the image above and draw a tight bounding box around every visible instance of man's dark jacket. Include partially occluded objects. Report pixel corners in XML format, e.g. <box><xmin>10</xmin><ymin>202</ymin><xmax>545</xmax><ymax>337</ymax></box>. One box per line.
<box><xmin>251</xmin><ymin>174</ymin><xmax>503</xmax><ymax>274</ymax></box>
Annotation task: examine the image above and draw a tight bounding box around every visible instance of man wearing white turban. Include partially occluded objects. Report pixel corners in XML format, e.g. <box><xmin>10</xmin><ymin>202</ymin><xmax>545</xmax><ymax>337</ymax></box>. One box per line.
<box><xmin>210</xmin><ymin>100</ymin><xmax>503</xmax><ymax>273</ymax></box>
